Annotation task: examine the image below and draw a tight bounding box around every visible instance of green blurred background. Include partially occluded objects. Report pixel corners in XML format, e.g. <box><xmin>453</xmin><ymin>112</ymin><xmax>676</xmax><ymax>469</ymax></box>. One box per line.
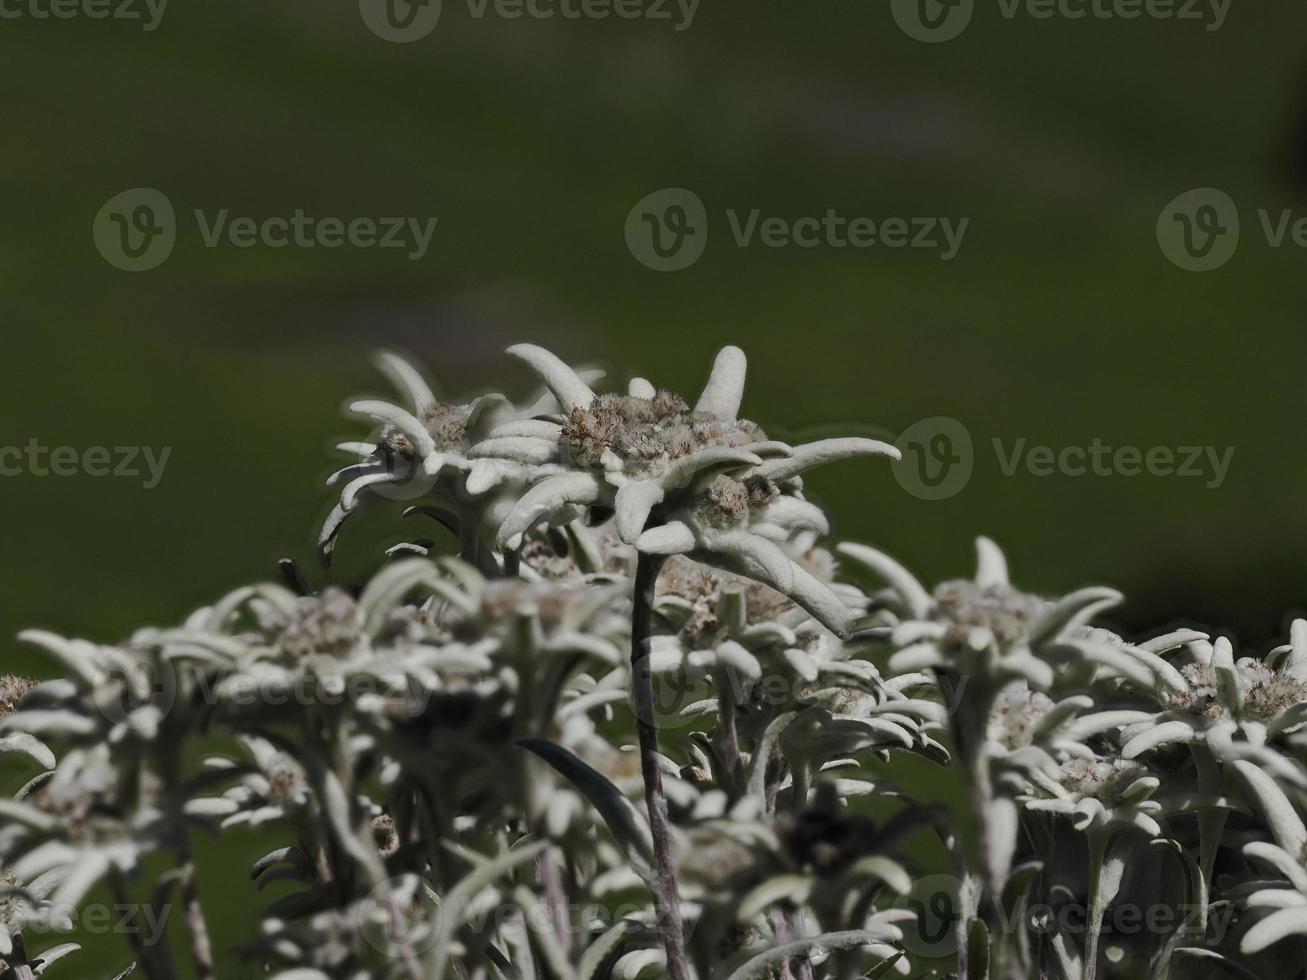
<box><xmin>3</xmin><ymin>1</ymin><xmax>1307</xmax><ymax>974</ymax></box>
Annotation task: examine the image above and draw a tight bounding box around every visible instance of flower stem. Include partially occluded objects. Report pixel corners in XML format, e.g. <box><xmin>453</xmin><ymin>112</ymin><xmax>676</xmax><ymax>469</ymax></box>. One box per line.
<box><xmin>179</xmin><ymin>857</ymin><xmax>216</xmax><ymax>980</ymax></box>
<box><xmin>630</xmin><ymin>551</ymin><xmax>690</xmax><ymax>980</ymax></box>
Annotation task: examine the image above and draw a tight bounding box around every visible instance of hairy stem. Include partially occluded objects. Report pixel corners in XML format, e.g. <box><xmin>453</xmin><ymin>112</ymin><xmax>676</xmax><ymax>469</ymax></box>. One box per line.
<box><xmin>8</xmin><ymin>934</ymin><xmax>36</xmax><ymax>980</ymax></box>
<box><xmin>630</xmin><ymin>551</ymin><xmax>690</xmax><ymax>980</ymax></box>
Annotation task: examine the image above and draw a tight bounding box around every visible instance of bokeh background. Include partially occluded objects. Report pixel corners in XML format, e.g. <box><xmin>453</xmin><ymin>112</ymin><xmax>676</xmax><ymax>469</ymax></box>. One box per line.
<box><xmin>3</xmin><ymin>1</ymin><xmax>1307</xmax><ymax>975</ymax></box>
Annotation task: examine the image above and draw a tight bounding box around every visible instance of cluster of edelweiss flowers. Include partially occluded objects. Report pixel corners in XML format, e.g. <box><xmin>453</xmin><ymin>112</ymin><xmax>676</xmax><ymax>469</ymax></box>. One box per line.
<box><xmin>2</xmin><ymin>345</ymin><xmax>1307</xmax><ymax>980</ymax></box>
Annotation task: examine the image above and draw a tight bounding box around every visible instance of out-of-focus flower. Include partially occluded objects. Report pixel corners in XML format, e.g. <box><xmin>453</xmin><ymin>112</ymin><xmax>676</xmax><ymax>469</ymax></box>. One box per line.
<box><xmin>1022</xmin><ymin>755</ymin><xmax>1162</xmax><ymax>837</ymax></box>
<box><xmin>0</xmin><ymin>677</ymin><xmax>53</xmax><ymax>771</ymax></box>
<box><xmin>0</xmin><ymin>746</ymin><xmax>165</xmax><ymax>915</ymax></box>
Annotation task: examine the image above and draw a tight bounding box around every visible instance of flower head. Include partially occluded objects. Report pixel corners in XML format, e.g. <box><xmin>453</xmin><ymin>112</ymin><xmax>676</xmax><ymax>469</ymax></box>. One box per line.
<box><xmin>493</xmin><ymin>344</ymin><xmax>897</xmax><ymax>636</ymax></box>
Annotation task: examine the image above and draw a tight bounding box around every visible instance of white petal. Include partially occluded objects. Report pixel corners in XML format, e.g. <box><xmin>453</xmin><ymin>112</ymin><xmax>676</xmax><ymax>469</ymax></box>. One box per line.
<box><xmin>615</xmin><ymin>480</ymin><xmax>664</xmax><ymax>543</ymax></box>
<box><xmin>628</xmin><ymin>377</ymin><xmax>656</xmax><ymax>399</ymax></box>
<box><xmin>348</xmin><ymin>400</ymin><xmax>437</xmax><ymax>457</ymax></box>
<box><xmin>1236</xmin><ymin>760</ymin><xmax>1307</xmax><ymax>855</ymax></box>
<box><xmin>374</xmin><ymin>350</ymin><xmax>436</xmax><ymax>410</ymax></box>
<box><xmin>496</xmin><ymin>473</ymin><xmax>601</xmax><ymax>550</ymax></box>
<box><xmin>468</xmin><ymin>436</ymin><xmax>556</xmax><ymax>464</ymax></box>
<box><xmin>1122</xmin><ymin>720</ymin><xmax>1197</xmax><ymax>758</ymax></box>
<box><xmin>636</xmin><ymin>521</ymin><xmax>696</xmax><ymax>555</ymax></box>
<box><xmin>975</xmin><ymin>536</ymin><xmax>1009</xmax><ymax>588</ymax></box>
<box><xmin>836</xmin><ymin>542</ymin><xmax>931</xmax><ymax>619</ymax></box>
<box><xmin>754</xmin><ymin>437</ymin><xmax>899</xmax><ymax>482</ymax></box>
<box><xmin>507</xmin><ymin>343</ymin><xmax>595</xmax><ymax>410</ymax></box>
<box><xmin>693</xmin><ymin>345</ymin><xmax>747</xmax><ymax>420</ymax></box>
<box><xmin>1241</xmin><ymin>906</ymin><xmax>1307</xmax><ymax>955</ymax></box>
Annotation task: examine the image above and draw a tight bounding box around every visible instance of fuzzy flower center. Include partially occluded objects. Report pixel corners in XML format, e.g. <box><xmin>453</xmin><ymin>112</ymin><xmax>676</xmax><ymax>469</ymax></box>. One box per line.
<box><xmin>657</xmin><ymin>552</ymin><xmax>831</xmax><ymax>649</ymax></box>
<box><xmin>1168</xmin><ymin>661</ymin><xmax>1307</xmax><ymax>722</ymax></box>
<box><xmin>561</xmin><ymin>392</ymin><xmax>763</xmax><ymax>473</ymax></box>
<box><xmin>1058</xmin><ymin>758</ymin><xmax>1145</xmax><ymax>806</ymax></box>
<box><xmin>988</xmin><ymin>683</ymin><xmax>1054</xmax><ymax>751</ymax></box>
<box><xmin>933</xmin><ymin>580</ymin><xmax>1048</xmax><ymax>646</ymax></box>
<box><xmin>382</xmin><ymin>401</ymin><xmax>471</xmax><ymax>456</ymax></box>
<box><xmin>696</xmin><ymin>474</ymin><xmax>780</xmax><ymax>530</ymax></box>
<box><xmin>34</xmin><ymin>759</ymin><xmax>129</xmax><ymax>844</ymax></box>
<box><xmin>278</xmin><ymin>588</ymin><xmax>363</xmax><ymax>658</ymax></box>
<box><xmin>0</xmin><ymin>675</ymin><xmax>38</xmax><ymax>720</ymax></box>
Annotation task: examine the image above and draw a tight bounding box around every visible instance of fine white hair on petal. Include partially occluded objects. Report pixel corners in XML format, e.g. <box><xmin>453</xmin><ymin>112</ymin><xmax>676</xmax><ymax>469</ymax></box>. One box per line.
<box><xmin>1241</xmin><ymin>906</ymin><xmax>1307</xmax><ymax>955</ymax></box>
<box><xmin>636</xmin><ymin>521</ymin><xmax>697</xmax><ymax>555</ymax></box>
<box><xmin>660</xmin><ymin>447</ymin><xmax>763</xmax><ymax>491</ymax></box>
<box><xmin>754</xmin><ymin>438</ymin><xmax>899</xmax><ymax>482</ymax></box>
<box><xmin>496</xmin><ymin>473</ymin><xmax>601</xmax><ymax>550</ymax></box>
<box><xmin>758</xmin><ymin>497</ymin><xmax>830</xmax><ymax>535</ymax></box>
<box><xmin>1235</xmin><ymin>760</ymin><xmax>1307</xmax><ymax>855</ymax></box>
<box><xmin>693</xmin><ymin>345</ymin><xmax>748</xmax><ymax>421</ymax></box>
<box><xmin>628</xmin><ymin>377</ymin><xmax>656</xmax><ymax>399</ymax></box>
<box><xmin>466</xmin><ymin>437</ymin><xmax>557</xmax><ymax>465</ymax></box>
<box><xmin>341</xmin><ymin>471</ymin><xmax>400</xmax><ymax>511</ymax></box>
<box><xmin>506</xmin><ymin>343</ymin><xmax>596</xmax><ymax>410</ymax></box>
<box><xmin>837</xmin><ymin>542</ymin><xmax>932</xmax><ymax>621</ymax></box>
<box><xmin>348</xmin><ymin>400</ymin><xmax>437</xmax><ymax>458</ymax></box>
<box><xmin>374</xmin><ymin>350</ymin><xmax>436</xmax><ymax>410</ymax></box>
<box><xmin>614</xmin><ymin>480</ymin><xmax>665</xmax><ymax>544</ymax></box>
<box><xmin>975</xmin><ymin>536</ymin><xmax>1009</xmax><ymax>589</ymax></box>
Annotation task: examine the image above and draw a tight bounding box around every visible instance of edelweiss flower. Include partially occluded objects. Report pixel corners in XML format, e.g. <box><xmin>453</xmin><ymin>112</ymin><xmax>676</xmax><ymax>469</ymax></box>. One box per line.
<box><xmin>0</xmin><ymin>746</ymin><xmax>165</xmax><ymax>916</ymax></box>
<box><xmin>1120</xmin><ymin>628</ymin><xmax>1307</xmax><ymax>781</ymax></box>
<box><xmin>192</xmin><ymin>736</ymin><xmax>312</xmax><ymax>829</ymax></box>
<box><xmin>492</xmin><ymin>344</ymin><xmax>897</xmax><ymax>634</ymax></box>
<box><xmin>648</xmin><ymin>548</ymin><xmax>856</xmax><ymax>699</ymax></box>
<box><xmin>319</xmin><ymin>351</ymin><xmax>538</xmax><ymax>565</ymax></box>
<box><xmin>0</xmin><ymin>676</ymin><xmax>54</xmax><ymax>771</ymax></box>
<box><xmin>839</xmin><ymin>537</ymin><xmax>1149</xmax><ymax>692</ymax></box>
<box><xmin>1022</xmin><ymin>755</ymin><xmax>1163</xmax><ymax>836</ymax></box>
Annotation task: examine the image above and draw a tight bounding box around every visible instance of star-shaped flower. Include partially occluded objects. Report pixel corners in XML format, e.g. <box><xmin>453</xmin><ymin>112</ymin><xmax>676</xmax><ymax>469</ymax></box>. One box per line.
<box><xmin>492</xmin><ymin>344</ymin><xmax>898</xmax><ymax>634</ymax></box>
<box><xmin>1120</xmin><ymin>627</ymin><xmax>1307</xmax><ymax>782</ymax></box>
